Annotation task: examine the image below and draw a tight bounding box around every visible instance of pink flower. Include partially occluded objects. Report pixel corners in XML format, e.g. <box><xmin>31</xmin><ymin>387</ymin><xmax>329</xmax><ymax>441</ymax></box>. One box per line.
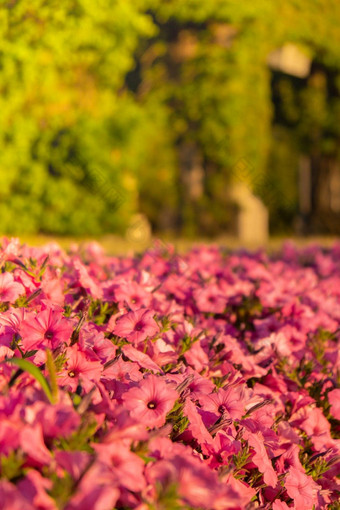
<box><xmin>17</xmin><ymin>470</ymin><xmax>56</xmax><ymax>510</ymax></box>
<box><xmin>93</xmin><ymin>441</ymin><xmax>146</xmax><ymax>492</ymax></box>
<box><xmin>300</xmin><ymin>407</ymin><xmax>332</xmax><ymax>450</ymax></box>
<box><xmin>20</xmin><ymin>308</ymin><xmax>73</xmax><ymax>351</ymax></box>
<box><xmin>122</xmin><ymin>344</ymin><xmax>162</xmax><ymax>373</ymax></box>
<box><xmin>41</xmin><ymin>269</ymin><xmax>65</xmax><ymax>306</ymax></box>
<box><xmin>248</xmin><ymin>432</ymin><xmax>278</xmax><ymax>488</ymax></box>
<box><xmin>113</xmin><ymin>309</ymin><xmax>159</xmax><ymax>343</ymax></box>
<box><xmin>65</xmin><ymin>461</ymin><xmax>119</xmax><ymax>510</ymax></box>
<box><xmin>199</xmin><ymin>385</ymin><xmax>246</xmax><ymax>420</ymax></box>
<box><xmin>146</xmin><ymin>338</ymin><xmax>177</xmax><ymax>367</ymax></box>
<box><xmin>0</xmin><ymin>345</ymin><xmax>14</xmax><ymax>361</ymax></box>
<box><xmin>328</xmin><ymin>388</ymin><xmax>340</xmax><ymax>420</ymax></box>
<box><xmin>0</xmin><ymin>237</ymin><xmax>20</xmax><ymax>262</ymax></box>
<box><xmin>272</xmin><ymin>501</ymin><xmax>291</xmax><ymax>510</ymax></box>
<box><xmin>0</xmin><ymin>479</ymin><xmax>34</xmax><ymax>510</ymax></box>
<box><xmin>221</xmin><ymin>475</ymin><xmax>256</xmax><ymax>507</ymax></box>
<box><xmin>0</xmin><ymin>273</ymin><xmax>25</xmax><ymax>302</ymax></box>
<box><xmin>276</xmin><ymin>444</ymin><xmax>304</xmax><ymax>474</ymax></box>
<box><xmin>58</xmin><ymin>346</ymin><xmax>102</xmax><ymax>392</ymax></box>
<box><xmin>102</xmin><ymin>408</ymin><xmax>148</xmax><ymax>443</ymax></box>
<box><xmin>73</xmin><ymin>259</ymin><xmax>103</xmax><ymax>299</ymax></box>
<box><xmin>122</xmin><ymin>374</ymin><xmax>178</xmax><ymax>427</ymax></box>
<box><xmin>102</xmin><ymin>357</ymin><xmax>142</xmax><ymax>385</ymax></box>
<box><xmin>0</xmin><ymin>419</ymin><xmax>21</xmax><ymax>455</ymax></box>
<box><xmin>55</xmin><ymin>450</ymin><xmax>92</xmax><ymax>480</ymax></box>
<box><xmin>285</xmin><ymin>466</ymin><xmax>319</xmax><ymax>510</ymax></box>
<box><xmin>101</xmin><ymin>359</ymin><xmax>143</xmax><ymax>400</ymax></box>
<box><xmin>20</xmin><ymin>424</ymin><xmax>52</xmax><ymax>466</ymax></box>
<box><xmin>0</xmin><ymin>308</ymin><xmax>26</xmax><ymax>345</ymax></box>
<box><xmin>205</xmin><ymin>432</ymin><xmax>241</xmax><ymax>468</ymax></box>
<box><xmin>32</xmin><ymin>399</ymin><xmax>81</xmax><ymax>440</ymax></box>
<box><xmin>183</xmin><ymin>340</ymin><xmax>209</xmax><ymax>372</ymax></box>
<box><xmin>184</xmin><ymin>368</ymin><xmax>215</xmax><ymax>400</ymax></box>
<box><xmin>173</xmin><ymin>454</ymin><xmax>241</xmax><ymax>510</ymax></box>
<box><xmin>110</xmin><ymin>279</ymin><xmax>151</xmax><ymax>309</ymax></box>
<box><xmin>80</xmin><ymin>328</ymin><xmax>117</xmax><ymax>363</ymax></box>
<box><xmin>193</xmin><ymin>284</ymin><xmax>226</xmax><ymax>313</ymax></box>
<box><xmin>182</xmin><ymin>398</ymin><xmax>214</xmax><ymax>453</ymax></box>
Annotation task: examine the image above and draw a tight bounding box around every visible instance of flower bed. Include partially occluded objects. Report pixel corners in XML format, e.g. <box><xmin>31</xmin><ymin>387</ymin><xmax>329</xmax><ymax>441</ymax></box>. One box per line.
<box><xmin>0</xmin><ymin>238</ymin><xmax>339</xmax><ymax>509</ymax></box>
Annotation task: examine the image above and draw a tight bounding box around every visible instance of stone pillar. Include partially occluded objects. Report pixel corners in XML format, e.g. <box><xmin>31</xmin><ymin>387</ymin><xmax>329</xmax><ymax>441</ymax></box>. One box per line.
<box><xmin>230</xmin><ymin>183</ymin><xmax>269</xmax><ymax>245</ymax></box>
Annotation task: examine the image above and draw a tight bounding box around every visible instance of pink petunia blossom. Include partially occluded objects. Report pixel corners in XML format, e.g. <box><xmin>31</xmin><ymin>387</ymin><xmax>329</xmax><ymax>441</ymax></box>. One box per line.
<box><xmin>109</xmin><ymin>279</ymin><xmax>151</xmax><ymax>309</ymax></box>
<box><xmin>276</xmin><ymin>444</ymin><xmax>305</xmax><ymax>474</ymax></box>
<box><xmin>113</xmin><ymin>308</ymin><xmax>159</xmax><ymax>343</ymax></box>
<box><xmin>205</xmin><ymin>431</ymin><xmax>241</xmax><ymax>469</ymax></box>
<box><xmin>79</xmin><ymin>328</ymin><xmax>117</xmax><ymax>363</ymax></box>
<box><xmin>328</xmin><ymin>388</ymin><xmax>340</xmax><ymax>420</ymax></box>
<box><xmin>272</xmin><ymin>501</ymin><xmax>291</xmax><ymax>510</ymax></box>
<box><xmin>0</xmin><ymin>479</ymin><xmax>34</xmax><ymax>510</ymax></box>
<box><xmin>64</xmin><ymin>461</ymin><xmax>119</xmax><ymax>510</ymax></box>
<box><xmin>41</xmin><ymin>269</ymin><xmax>65</xmax><ymax>306</ymax></box>
<box><xmin>184</xmin><ymin>368</ymin><xmax>215</xmax><ymax>400</ymax></box>
<box><xmin>20</xmin><ymin>308</ymin><xmax>74</xmax><ymax>351</ymax></box>
<box><xmin>0</xmin><ymin>237</ymin><xmax>20</xmax><ymax>262</ymax></box>
<box><xmin>72</xmin><ymin>258</ymin><xmax>103</xmax><ymax>299</ymax></box>
<box><xmin>285</xmin><ymin>466</ymin><xmax>319</xmax><ymax>510</ymax></box>
<box><xmin>300</xmin><ymin>406</ymin><xmax>333</xmax><ymax>450</ymax></box>
<box><xmin>122</xmin><ymin>374</ymin><xmax>178</xmax><ymax>428</ymax></box>
<box><xmin>17</xmin><ymin>470</ymin><xmax>56</xmax><ymax>510</ymax></box>
<box><xmin>55</xmin><ymin>450</ymin><xmax>92</xmax><ymax>481</ymax></box>
<box><xmin>93</xmin><ymin>441</ymin><xmax>146</xmax><ymax>492</ymax></box>
<box><xmin>101</xmin><ymin>408</ymin><xmax>148</xmax><ymax>443</ymax></box>
<box><xmin>182</xmin><ymin>398</ymin><xmax>214</xmax><ymax>453</ymax></box>
<box><xmin>248</xmin><ymin>431</ymin><xmax>278</xmax><ymax>488</ymax></box>
<box><xmin>193</xmin><ymin>284</ymin><xmax>226</xmax><ymax>313</ymax></box>
<box><xmin>173</xmin><ymin>454</ymin><xmax>243</xmax><ymax>510</ymax></box>
<box><xmin>0</xmin><ymin>272</ymin><xmax>25</xmax><ymax>302</ymax></box>
<box><xmin>146</xmin><ymin>338</ymin><xmax>177</xmax><ymax>367</ymax></box>
<box><xmin>58</xmin><ymin>346</ymin><xmax>102</xmax><ymax>392</ymax></box>
<box><xmin>199</xmin><ymin>385</ymin><xmax>246</xmax><ymax>420</ymax></box>
<box><xmin>0</xmin><ymin>345</ymin><xmax>14</xmax><ymax>361</ymax></box>
<box><xmin>122</xmin><ymin>344</ymin><xmax>162</xmax><ymax>373</ymax></box>
<box><xmin>0</xmin><ymin>307</ymin><xmax>26</xmax><ymax>345</ymax></box>
<box><xmin>220</xmin><ymin>474</ymin><xmax>256</xmax><ymax>507</ymax></box>
<box><xmin>30</xmin><ymin>399</ymin><xmax>81</xmax><ymax>440</ymax></box>
<box><xmin>0</xmin><ymin>419</ymin><xmax>21</xmax><ymax>455</ymax></box>
<box><xmin>20</xmin><ymin>424</ymin><xmax>52</xmax><ymax>466</ymax></box>
<box><xmin>183</xmin><ymin>339</ymin><xmax>210</xmax><ymax>372</ymax></box>
<box><xmin>101</xmin><ymin>356</ymin><xmax>142</xmax><ymax>385</ymax></box>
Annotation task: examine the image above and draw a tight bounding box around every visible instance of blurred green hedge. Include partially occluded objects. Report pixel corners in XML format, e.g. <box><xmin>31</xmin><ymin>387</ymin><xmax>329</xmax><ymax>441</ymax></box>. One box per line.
<box><xmin>0</xmin><ymin>0</ymin><xmax>340</xmax><ymax>235</ymax></box>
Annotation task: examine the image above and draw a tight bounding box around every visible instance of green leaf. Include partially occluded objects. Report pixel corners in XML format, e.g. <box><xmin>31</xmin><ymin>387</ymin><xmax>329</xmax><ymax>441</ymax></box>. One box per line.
<box><xmin>0</xmin><ymin>450</ymin><xmax>25</xmax><ymax>481</ymax></box>
<box><xmin>46</xmin><ymin>348</ymin><xmax>59</xmax><ymax>404</ymax></box>
<box><xmin>6</xmin><ymin>357</ymin><xmax>54</xmax><ymax>404</ymax></box>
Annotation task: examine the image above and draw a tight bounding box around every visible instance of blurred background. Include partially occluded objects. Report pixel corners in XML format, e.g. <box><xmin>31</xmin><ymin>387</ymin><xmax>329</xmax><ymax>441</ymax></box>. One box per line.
<box><xmin>1</xmin><ymin>0</ymin><xmax>340</xmax><ymax>248</ymax></box>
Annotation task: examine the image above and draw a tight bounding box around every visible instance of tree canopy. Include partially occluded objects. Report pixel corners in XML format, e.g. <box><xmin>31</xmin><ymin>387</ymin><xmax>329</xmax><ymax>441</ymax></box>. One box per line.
<box><xmin>0</xmin><ymin>0</ymin><xmax>339</xmax><ymax>235</ymax></box>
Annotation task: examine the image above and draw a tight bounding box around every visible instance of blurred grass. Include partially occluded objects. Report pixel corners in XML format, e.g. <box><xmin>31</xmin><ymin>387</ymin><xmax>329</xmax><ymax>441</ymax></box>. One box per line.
<box><xmin>15</xmin><ymin>234</ymin><xmax>340</xmax><ymax>256</ymax></box>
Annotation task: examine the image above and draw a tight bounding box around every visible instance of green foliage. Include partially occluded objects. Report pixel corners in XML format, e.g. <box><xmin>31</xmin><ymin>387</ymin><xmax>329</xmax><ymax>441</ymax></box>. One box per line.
<box><xmin>54</xmin><ymin>416</ymin><xmax>97</xmax><ymax>453</ymax></box>
<box><xmin>179</xmin><ymin>333</ymin><xmax>200</xmax><ymax>355</ymax></box>
<box><xmin>46</xmin><ymin>470</ymin><xmax>75</xmax><ymax>510</ymax></box>
<box><xmin>1</xmin><ymin>0</ymin><xmax>340</xmax><ymax>235</ymax></box>
<box><xmin>166</xmin><ymin>400</ymin><xmax>189</xmax><ymax>439</ymax></box>
<box><xmin>149</xmin><ymin>480</ymin><xmax>200</xmax><ymax>510</ymax></box>
<box><xmin>133</xmin><ymin>0</ymin><xmax>340</xmax><ymax>234</ymax></box>
<box><xmin>6</xmin><ymin>356</ymin><xmax>55</xmax><ymax>404</ymax></box>
<box><xmin>0</xmin><ymin>450</ymin><xmax>25</xmax><ymax>481</ymax></box>
<box><xmin>232</xmin><ymin>442</ymin><xmax>251</xmax><ymax>475</ymax></box>
<box><xmin>46</xmin><ymin>348</ymin><xmax>59</xmax><ymax>403</ymax></box>
<box><xmin>0</xmin><ymin>0</ymin><xmax>155</xmax><ymax>235</ymax></box>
